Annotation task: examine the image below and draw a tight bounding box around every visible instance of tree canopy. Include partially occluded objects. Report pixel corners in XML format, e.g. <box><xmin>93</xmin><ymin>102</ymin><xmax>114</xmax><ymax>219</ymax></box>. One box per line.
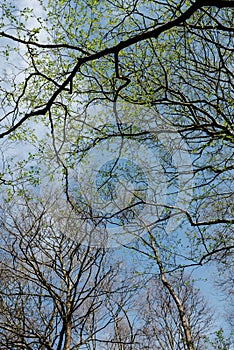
<box><xmin>0</xmin><ymin>0</ymin><xmax>233</xmax><ymax>349</ymax></box>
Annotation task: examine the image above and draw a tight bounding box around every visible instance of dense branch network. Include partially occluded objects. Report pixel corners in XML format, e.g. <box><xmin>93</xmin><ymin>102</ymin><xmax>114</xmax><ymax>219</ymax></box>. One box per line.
<box><xmin>0</xmin><ymin>1</ymin><xmax>233</xmax><ymax>348</ymax></box>
<box><xmin>0</xmin><ymin>0</ymin><xmax>233</xmax><ymax>138</ymax></box>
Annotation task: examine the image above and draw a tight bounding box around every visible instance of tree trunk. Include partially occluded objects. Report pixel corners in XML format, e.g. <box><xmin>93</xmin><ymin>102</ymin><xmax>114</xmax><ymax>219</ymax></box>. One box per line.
<box><xmin>151</xmin><ymin>238</ymin><xmax>195</xmax><ymax>350</ymax></box>
<box><xmin>64</xmin><ymin>319</ymin><xmax>72</xmax><ymax>350</ymax></box>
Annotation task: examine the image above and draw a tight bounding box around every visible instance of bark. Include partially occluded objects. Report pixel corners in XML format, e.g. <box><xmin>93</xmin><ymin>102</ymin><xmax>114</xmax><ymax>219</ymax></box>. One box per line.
<box><xmin>150</xmin><ymin>236</ymin><xmax>195</xmax><ymax>350</ymax></box>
